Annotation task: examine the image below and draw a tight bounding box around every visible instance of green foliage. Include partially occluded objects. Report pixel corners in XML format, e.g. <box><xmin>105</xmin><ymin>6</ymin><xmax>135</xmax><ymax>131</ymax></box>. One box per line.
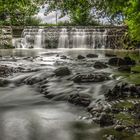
<box><xmin>0</xmin><ymin>0</ymin><xmax>43</xmax><ymax>26</ymax></box>
<box><xmin>92</xmin><ymin>0</ymin><xmax>140</xmax><ymax>42</ymax></box>
<box><xmin>25</xmin><ymin>17</ymin><xmax>42</xmax><ymax>26</ymax></box>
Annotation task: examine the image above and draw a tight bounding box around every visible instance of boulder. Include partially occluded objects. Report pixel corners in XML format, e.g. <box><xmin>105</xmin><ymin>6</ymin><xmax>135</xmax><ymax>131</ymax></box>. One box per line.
<box><xmin>86</xmin><ymin>54</ymin><xmax>98</xmax><ymax>58</ymax></box>
<box><xmin>68</xmin><ymin>93</ymin><xmax>91</xmax><ymax>107</ymax></box>
<box><xmin>73</xmin><ymin>73</ymin><xmax>110</xmax><ymax>83</ymax></box>
<box><xmin>77</xmin><ymin>55</ymin><xmax>85</xmax><ymax>59</ymax></box>
<box><xmin>108</xmin><ymin>57</ymin><xmax>126</xmax><ymax>66</ymax></box>
<box><xmin>99</xmin><ymin>113</ymin><xmax>114</xmax><ymax>127</ymax></box>
<box><xmin>118</xmin><ymin>66</ymin><xmax>131</xmax><ymax>72</ymax></box>
<box><xmin>105</xmin><ymin>83</ymin><xmax>140</xmax><ymax>100</ymax></box>
<box><xmin>108</xmin><ymin>57</ymin><xmax>136</xmax><ymax>66</ymax></box>
<box><xmin>94</xmin><ymin>61</ymin><xmax>108</xmax><ymax>69</ymax></box>
<box><xmin>54</xmin><ymin>67</ymin><xmax>71</xmax><ymax>76</ymax></box>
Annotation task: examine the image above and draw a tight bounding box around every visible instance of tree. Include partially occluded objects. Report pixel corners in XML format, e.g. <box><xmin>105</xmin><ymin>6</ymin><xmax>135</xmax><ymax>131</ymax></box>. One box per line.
<box><xmin>91</xmin><ymin>0</ymin><xmax>140</xmax><ymax>42</ymax></box>
<box><xmin>0</xmin><ymin>0</ymin><xmax>43</xmax><ymax>26</ymax></box>
<box><xmin>46</xmin><ymin>0</ymin><xmax>94</xmax><ymax>25</ymax></box>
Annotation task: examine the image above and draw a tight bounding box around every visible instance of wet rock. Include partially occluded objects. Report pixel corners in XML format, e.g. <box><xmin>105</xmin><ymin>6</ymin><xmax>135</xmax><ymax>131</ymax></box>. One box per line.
<box><xmin>105</xmin><ymin>53</ymin><xmax>117</xmax><ymax>57</ymax></box>
<box><xmin>99</xmin><ymin>113</ymin><xmax>114</xmax><ymax>127</ymax></box>
<box><xmin>73</xmin><ymin>73</ymin><xmax>110</xmax><ymax>83</ymax></box>
<box><xmin>94</xmin><ymin>61</ymin><xmax>108</xmax><ymax>69</ymax></box>
<box><xmin>105</xmin><ymin>83</ymin><xmax>140</xmax><ymax>100</ymax></box>
<box><xmin>0</xmin><ymin>78</ymin><xmax>10</xmax><ymax>87</ymax></box>
<box><xmin>108</xmin><ymin>57</ymin><xmax>126</xmax><ymax>66</ymax></box>
<box><xmin>118</xmin><ymin>66</ymin><xmax>131</xmax><ymax>72</ymax></box>
<box><xmin>108</xmin><ymin>57</ymin><xmax>136</xmax><ymax>66</ymax></box>
<box><xmin>124</xmin><ymin>57</ymin><xmax>136</xmax><ymax>65</ymax></box>
<box><xmin>68</xmin><ymin>93</ymin><xmax>91</xmax><ymax>107</ymax></box>
<box><xmin>77</xmin><ymin>55</ymin><xmax>85</xmax><ymax>60</ymax></box>
<box><xmin>54</xmin><ymin>67</ymin><xmax>71</xmax><ymax>76</ymax></box>
<box><xmin>60</xmin><ymin>55</ymin><xmax>67</xmax><ymax>59</ymax></box>
<box><xmin>0</xmin><ymin>65</ymin><xmax>20</xmax><ymax>78</ymax></box>
<box><xmin>114</xmin><ymin>125</ymin><xmax>126</xmax><ymax>131</ymax></box>
<box><xmin>86</xmin><ymin>54</ymin><xmax>98</xmax><ymax>58</ymax></box>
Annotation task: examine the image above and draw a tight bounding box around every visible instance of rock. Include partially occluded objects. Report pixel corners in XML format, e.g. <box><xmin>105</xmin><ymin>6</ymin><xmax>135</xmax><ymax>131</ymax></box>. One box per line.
<box><xmin>114</xmin><ymin>125</ymin><xmax>126</xmax><ymax>131</ymax></box>
<box><xmin>77</xmin><ymin>55</ymin><xmax>85</xmax><ymax>59</ymax></box>
<box><xmin>108</xmin><ymin>57</ymin><xmax>126</xmax><ymax>66</ymax></box>
<box><xmin>94</xmin><ymin>61</ymin><xmax>108</xmax><ymax>69</ymax></box>
<box><xmin>60</xmin><ymin>55</ymin><xmax>67</xmax><ymax>59</ymax></box>
<box><xmin>86</xmin><ymin>54</ymin><xmax>98</xmax><ymax>58</ymax></box>
<box><xmin>0</xmin><ymin>78</ymin><xmax>10</xmax><ymax>87</ymax></box>
<box><xmin>54</xmin><ymin>67</ymin><xmax>71</xmax><ymax>76</ymax></box>
<box><xmin>118</xmin><ymin>66</ymin><xmax>131</xmax><ymax>72</ymax></box>
<box><xmin>68</xmin><ymin>93</ymin><xmax>91</xmax><ymax>107</ymax></box>
<box><xmin>99</xmin><ymin>113</ymin><xmax>114</xmax><ymax>127</ymax></box>
<box><xmin>105</xmin><ymin>83</ymin><xmax>140</xmax><ymax>100</ymax></box>
<box><xmin>108</xmin><ymin>57</ymin><xmax>136</xmax><ymax>66</ymax></box>
<box><xmin>105</xmin><ymin>53</ymin><xmax>117</xmax><ymax>57</ymax></box>
<box><xmin>73</xmin><ymin>73</ymin><xmax>110</xmax><ymax>83</ymax></box>
<box><xmin>0</xmin><ymin>65</ymin><xmax>20</xmax><ymax>78</ymax></box>
<box><xmin>124</xmin><ymin>57</ymin><xmax>136</xmax><ymax>65</ymax></box>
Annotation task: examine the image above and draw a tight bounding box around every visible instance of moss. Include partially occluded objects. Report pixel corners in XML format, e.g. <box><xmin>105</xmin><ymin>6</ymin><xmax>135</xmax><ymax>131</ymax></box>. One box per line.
<box><xmin>113</xmin><ymin>101</ymin><xmax>134</xmax><ymax>110</ymax></box>
<box><xmin>131</xmin><ymin>66</ymin><xmax>140</xmax><ymax>73</ymax></box>
<box><xmin>100</xmin><ymin>127</ymin><xmax>133</xmax><ymax>140</ymax></box>
<box><xmin>115</xmin><ymin>113</ymin><xmax>135</xmax><ymax>126</ymax></box>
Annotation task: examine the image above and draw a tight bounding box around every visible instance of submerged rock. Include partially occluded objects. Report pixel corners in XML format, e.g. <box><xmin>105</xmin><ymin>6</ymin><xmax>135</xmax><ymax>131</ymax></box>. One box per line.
<box><xmin>0</xmin><ymin>78</ymin><xmax>10</xmax><ymax>87</ymax></box>
<box><xmin>0</xmin><ymin>65</ymin><xmax>20</xmax><ymax>78</ymax></box>
<box><xmin>105</xmin><ymin>53</ymin><xmax>117</xmax><ymax>57</ymax></box>
<box><xmin>73</xmin><ymin>73</ymin><xmax>110</xmax><ymax>83</ymax></box>
<box><xmin>94</xmin><ymin>61</ymin><xmax>108</xmax><ymax>69</ymax></box>
<box><xmin>54</xmin><ymin>67</ymin><xmax>71</xmax><ymax>76</ymax></box>
<box><xmin>118</xmin><ymin>66</ymin><xmax>131</xmax><ymax>72</ymax></box>
<box><xmin>77</xmin><ymin>55</ymin><xmax>85</xmax><ymax>60</ymax></box>
<box><xmin>86</xmin><ymin>54</ymin><xmax>98</xmax><ymax>58</ymax></box>
<box><xmin>68</xmin><ymin>93</ymin><xmax>91</xmax><ymax>107</ymax></box>
<box><xmin>60</xmin><ymin>55</ymin><xmax>67</xmax><ymax>59</ymax></box>
<box><xmin>124</xmin><ymin>57</ymin><xmax>136</xmax><ymax>65</ymax></box>
<box><xmin>108</xmin><ymin>57</ymin><xmax>136</xmax><ymax>66</ymax></box>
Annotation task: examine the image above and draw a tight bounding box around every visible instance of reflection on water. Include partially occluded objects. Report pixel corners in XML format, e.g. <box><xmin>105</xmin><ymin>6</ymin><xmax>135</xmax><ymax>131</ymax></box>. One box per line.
<box><xmin>0</xmin><ymin>49</ymin><xmax>139</xmax><ymax>140</ymax></box>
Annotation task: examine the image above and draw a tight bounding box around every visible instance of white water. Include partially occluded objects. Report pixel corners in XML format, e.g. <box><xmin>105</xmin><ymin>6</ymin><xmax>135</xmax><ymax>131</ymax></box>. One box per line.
<box><xmin>58</xmin><ymin>28</ymin><xmax>69</xmax><ymax>48</ymax></box>
<box><xmin>13</xmin><ymin>27</ymin><xmax>107</xmax><ymax>49</ymax></box>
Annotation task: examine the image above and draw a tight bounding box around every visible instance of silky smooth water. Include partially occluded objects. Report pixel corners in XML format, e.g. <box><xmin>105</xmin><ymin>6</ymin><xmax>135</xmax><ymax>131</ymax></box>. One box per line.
<box><xmin>0</xmin><ymin>49</ymin><xmax>139</xmax><ymax>140</ymax></box>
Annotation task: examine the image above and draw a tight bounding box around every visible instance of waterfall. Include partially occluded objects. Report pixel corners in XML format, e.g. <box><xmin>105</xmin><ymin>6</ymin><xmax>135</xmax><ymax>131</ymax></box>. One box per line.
<box><xmin>13</xmin><ymin>27</ymin><xmax>108</xmax><ymax>49</ymax></box>
<box><xmin>72</xmin><ymin>29</ymin><xmax>88</xmax><ymax>48</ymax></box>
<box><xmin>92</xmin><ymin>29</ymin><xmax>107</xmax><ymax>49</ymax></box>
<box><xmin>17</xmin><ymin>28</ymin><xmax>44</xmax><ymax>49</ymax></box>
<box><xmin>34</xmin><ymin>29</ymin><xmax>43</xmax><ymax>48</ymax></box>
<box><xmin>58</xmin><ymin>28</ymin><xmax>69</xmax><ymax>48</ymax></box>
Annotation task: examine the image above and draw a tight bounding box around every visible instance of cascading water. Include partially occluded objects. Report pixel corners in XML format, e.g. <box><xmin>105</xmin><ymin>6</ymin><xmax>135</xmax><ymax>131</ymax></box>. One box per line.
<box><xmin>58</xmin><ymin>28</ymin><xmax>69</xmax><ymax>48</ymax></box>
<box><xmin>34</xmin><ymin>29</ymin><xmax>43</xmax><ymax>48</ymax></box>
<box><xmin>13</xmin><ymin>27</ymin><xmax>108</xmax><ymax>49</ymax></box>
<box><xmin>16</xmin><ymin>28</ymin><xmax>44</xmax><ymax>49</ymax></box>
<box><xmin>58</xmin><ymin>28</ymin><xmax>107</xmax><ymax>49</ymax></box>
<box><xmin>92</xmin><ymin>29</ymin><xmax>107</xmax><ymax>49</ymax></box>
<box><xmin>72</xmin><ymin>29</ymin><xmax>88</xmax><ymax>48</ymax></box>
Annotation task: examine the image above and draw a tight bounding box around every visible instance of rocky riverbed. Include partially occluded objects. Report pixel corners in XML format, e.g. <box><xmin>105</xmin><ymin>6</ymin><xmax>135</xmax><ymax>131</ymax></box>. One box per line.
<box><xmin>0</xmin><ymin>49</ymin><xmax>139</xmax><ymax>140</ymax></box>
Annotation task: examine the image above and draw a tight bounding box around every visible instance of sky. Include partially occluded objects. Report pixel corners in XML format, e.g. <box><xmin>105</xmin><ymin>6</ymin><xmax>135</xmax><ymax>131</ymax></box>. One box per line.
<box><xmin>35</xmin><ymin>4</ymin><xmax>69</xmax><ymax>24</ymax></box>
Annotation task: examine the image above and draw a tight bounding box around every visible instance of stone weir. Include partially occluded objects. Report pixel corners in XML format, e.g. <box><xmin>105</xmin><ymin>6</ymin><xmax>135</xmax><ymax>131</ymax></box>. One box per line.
<box><xmin>12</xmin><ymin>26</ymin><xmax>127</xmax><ymax>49</ymax></box>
